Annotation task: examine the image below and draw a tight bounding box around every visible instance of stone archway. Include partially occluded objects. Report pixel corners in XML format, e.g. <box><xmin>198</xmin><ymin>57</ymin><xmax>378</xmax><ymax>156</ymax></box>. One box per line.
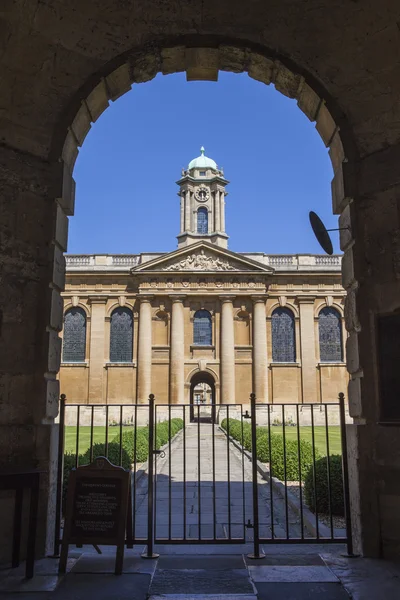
<box><xmin>2</xmin><ymin>5</ymin><xmax>400</xmax><ymax>560</ymax></box>
<box><xmin>190</xmin><ymin>370</ymin><xmax>217</xmax><ymax>424</ymax></box>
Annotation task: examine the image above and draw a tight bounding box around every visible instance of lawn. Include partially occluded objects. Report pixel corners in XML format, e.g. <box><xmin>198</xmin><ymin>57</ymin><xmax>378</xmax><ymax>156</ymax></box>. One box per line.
<box><xmin>64</xmin><ymin>424</ymin><xmax>342</xmax><ymax>457</ymax></box>
<box><xmin>268</xmin><ymin>425</ymin><xmax>342</xmax><ymax>456</ymax></box>
<box><xmin>64</xmin><ymin>425</ymin><xmax>133</xmax><ymax>455</ymax></box>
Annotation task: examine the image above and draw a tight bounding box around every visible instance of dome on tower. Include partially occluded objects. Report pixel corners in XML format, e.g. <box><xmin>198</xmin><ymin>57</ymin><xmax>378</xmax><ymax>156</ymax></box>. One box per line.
<box><xmin>188</xmin><ymin>147</ymin><xmax>217</xmax><ymax>170</ymax></box>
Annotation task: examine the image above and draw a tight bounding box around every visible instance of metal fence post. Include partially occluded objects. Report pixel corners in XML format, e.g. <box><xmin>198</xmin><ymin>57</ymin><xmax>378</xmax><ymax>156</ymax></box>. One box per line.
<box><xmin>142</xmin><ymin>394</ymin><xmax>159</xmax><ymax>559</ymax></box>
<box><xmin>247</xmin><ymin>393</ymin><xmax>265</xmax><ymax>559</ymax></box>
<box><xmin>52</xmin><ymin>394</ymin><xmax>66</xmax><ymax>557</ymax></box>
<box><xmin>339</xmin><ymin>392</ymin><xmax>356</xmax><ymax>557</ymax></box>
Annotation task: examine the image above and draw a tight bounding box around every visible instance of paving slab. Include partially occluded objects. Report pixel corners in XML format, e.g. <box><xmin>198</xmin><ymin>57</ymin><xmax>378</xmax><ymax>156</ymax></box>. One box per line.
<box><xmin>245</xmin><ymin>554</ymin><xmax>325</xmax><ymax>566</ymax></box>
<box><xmin>157</xmin><ymin>554</ymin><xmax>245</xmax><ymax>570</ymax></box>
<box><xmin>52</xmin><ymin>573</ymin><xmax>151</xmax><ymax>600</ymax></box>
<box><xmin>248</xmin><ymin>565</ymin><xmax>339</xmax><ymax>583</ymax></box>
<box><xmin>255</xmin><ymin>582</ymin><xmax>350</xmax><ymax>599</ymax></box>
<box><xmin>149</xmin><ymin>594</ymin><xmax>257</xmax><ymax>600</ymax></box>
<box><xmin>71</xmin><ymin>552</ymin><xmax>157</xmax><ymax>574</ymax></box>
<box><xmin>149</xmin><ymin>568</ymin><xmax>254</xmax><ymax>595</ymax></box>
<box><xmin>321</xmin><ymin>553</ymin><xmax>400</xmax><ymax>600</ymax></box>
<box><xmin>0</xmin><ymin>574</ymin><xmax>61</xmax><ymax>593</ymax></box>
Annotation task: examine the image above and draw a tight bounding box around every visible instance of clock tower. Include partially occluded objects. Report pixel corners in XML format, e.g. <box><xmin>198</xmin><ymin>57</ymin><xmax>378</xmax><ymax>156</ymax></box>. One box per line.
<box><xmin>176</xmin><ymin>147</ymin><xmax>229</xmax><ymax>248</ymax></box>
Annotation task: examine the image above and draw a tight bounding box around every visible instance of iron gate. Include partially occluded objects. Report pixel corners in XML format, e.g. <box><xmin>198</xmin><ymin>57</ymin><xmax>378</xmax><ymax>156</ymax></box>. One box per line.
<box><xmin>54</xmin><ymin>393</ymin><xmax>352</xmax><ymax>558</ymax></box>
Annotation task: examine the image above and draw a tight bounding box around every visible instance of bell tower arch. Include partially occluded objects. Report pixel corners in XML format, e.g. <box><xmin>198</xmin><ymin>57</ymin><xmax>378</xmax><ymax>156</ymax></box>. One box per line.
<box><xmin>177</xmin><ymin>147</ymin><xmax>229</xmax><ymax>248</ymax></box>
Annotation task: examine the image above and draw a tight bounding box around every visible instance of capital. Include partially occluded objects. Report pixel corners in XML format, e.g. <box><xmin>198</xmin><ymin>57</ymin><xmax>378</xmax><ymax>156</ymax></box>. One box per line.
<box><xmin>170</xmin><ymin>294</ymin><xmax>186</xmax><ymax>304</ymax></box>
<box><xmin>251</xmin><ymin>295</ymin><xmax>268</xmax><ymax>304</ymax></box>
<box><xmin>219</xmin><ymin>295</ymin><xmax>236</xmax><ymax>303</ymax></box>
<box><xmin>138</xmin><ymin>294</ymin><xmax>154</xmax><ymax>303</ymax></box>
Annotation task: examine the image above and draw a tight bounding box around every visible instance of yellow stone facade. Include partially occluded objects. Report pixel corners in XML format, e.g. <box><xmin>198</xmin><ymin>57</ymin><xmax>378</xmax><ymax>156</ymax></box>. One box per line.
<box><xmin>60</xmin><ymin>150</ymin><xmax>348</xmax><ymax>406</ymax></box>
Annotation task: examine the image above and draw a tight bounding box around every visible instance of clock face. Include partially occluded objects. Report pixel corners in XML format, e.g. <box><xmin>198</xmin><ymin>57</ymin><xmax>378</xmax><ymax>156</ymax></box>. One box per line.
<box><xmin>196</xmin><ymin>187</ymin><xmax>209</xmax><ymax>202</ymax></box>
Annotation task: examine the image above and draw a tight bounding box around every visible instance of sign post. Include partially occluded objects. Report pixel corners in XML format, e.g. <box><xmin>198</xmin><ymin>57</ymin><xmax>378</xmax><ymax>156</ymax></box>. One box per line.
<box><xmin>59</xmin><ymin>457</ymin><xmax>131</xmax><ymax>575</ymax></box>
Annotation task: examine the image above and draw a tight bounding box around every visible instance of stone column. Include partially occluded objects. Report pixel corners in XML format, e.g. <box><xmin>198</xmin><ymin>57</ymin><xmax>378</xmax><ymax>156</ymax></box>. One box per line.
<box><xmin>214</xmin><ymin>189</ymin><xmax>220</xmax><ymax>231</ymax></box>
<box><xmin>180</xmin><ymin>192</ymin><xmax>184</xmax><ymax>233</ymax></box>
<box><xmin>185</xmin><ymin>189</ymin><xmax>191</xmax><ymax>231</ymax></box>
<box><xmin>298</xmin><ymin>296</ymin><xmax>318</xmax><ymax>403</ymax></box>
<box><xmin>137</xmin><ymin>295</ymin><xmax>153</xmax><ymax>403</ymax></box>
<box><xmin>252</xmin><ymin>296</ymin><xmax>268</xmax><ymax>403</ymax></box>
<box><xmin>169</xmin><ymin>295</ymin><xmax>186</xmax><ymax>404</ymax></box>
<box><xmin>220</xmin><ymin>296</ymin><xmax>236</xmax><ymax>403</ymax></box>
<box><xmin>220</xmin><ymin>190</ymin><xmax>225</xmax><ymax>232</ymax></box>
<box><xmin>88</xmin><ymin>296</ymin><xmax>107</xmax><ymax>403</ymax></box>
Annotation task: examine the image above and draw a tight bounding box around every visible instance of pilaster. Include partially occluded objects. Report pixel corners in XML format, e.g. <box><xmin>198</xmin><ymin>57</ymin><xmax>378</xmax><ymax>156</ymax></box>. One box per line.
<box><xmin>252</xmin><ymin>295</ymin><xmax>268</xmax><ymax>403</ymax></box>
<box><xmin>297</xmin><ymin>296</ymin><xmax>318</xmax><ymax>402</ymax></box>
<box><xmin>137</xmin><ymin>295</ymin><xmax>153</xmax><ymax>403</ymax></box>
<box><xmin>88</xmin><ymin>296</ymin><xmax>107</xmax><ymax>403</ymax></box>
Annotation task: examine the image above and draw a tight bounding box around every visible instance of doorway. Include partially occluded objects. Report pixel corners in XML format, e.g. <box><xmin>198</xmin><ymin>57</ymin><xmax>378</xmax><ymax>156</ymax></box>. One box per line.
<box><xmin>190</xmin><ymin>372</ymin><xmax>216</xmax><ymax>423</ymax></box>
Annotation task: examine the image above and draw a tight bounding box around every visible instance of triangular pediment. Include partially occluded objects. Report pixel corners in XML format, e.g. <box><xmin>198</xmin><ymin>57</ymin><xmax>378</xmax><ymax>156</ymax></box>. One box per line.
<box><xmin>131</xmin><ymin>242</ymin><xmax>273</xmax><ymax>274</ymax></box>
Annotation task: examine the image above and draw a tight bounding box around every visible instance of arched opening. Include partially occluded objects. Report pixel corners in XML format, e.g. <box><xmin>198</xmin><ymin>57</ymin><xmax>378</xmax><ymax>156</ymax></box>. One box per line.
<box><xmin>7</xmin><ymin>29</ymin><xmax>389</xmax><ymax>561</ymax></box>
<box><xmin>197</xmin><ymin>207</ymin><xmax>208</xmax><ymax>234</ymax></box>
<box><xmin>190</xmin><ymin>371</ymin><xmax>216</xmax><ymax>423</ymax></box>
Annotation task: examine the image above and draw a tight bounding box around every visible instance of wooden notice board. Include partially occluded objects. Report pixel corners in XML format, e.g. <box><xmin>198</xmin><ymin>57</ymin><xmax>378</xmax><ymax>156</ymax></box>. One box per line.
<box><xmin>59</xmin><ymin>457</ymin><xmax>130</xmax><ymax>575</ymax></box>
<box><xmin>377</xmin><ymin>313</ymin><xmax>400</xmax><ymax>422</ymax></box>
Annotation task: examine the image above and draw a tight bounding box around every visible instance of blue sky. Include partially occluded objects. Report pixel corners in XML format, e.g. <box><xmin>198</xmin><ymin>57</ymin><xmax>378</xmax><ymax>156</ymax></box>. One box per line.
<box><xmin>70</xmin><ymin>71</ymin><xmax>339</xmax><ymax>256</ymax></box>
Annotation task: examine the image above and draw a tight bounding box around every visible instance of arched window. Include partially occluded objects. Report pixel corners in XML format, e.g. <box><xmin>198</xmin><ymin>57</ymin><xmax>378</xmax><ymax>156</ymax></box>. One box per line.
<box><xmin>193</xmin><ymin>310</ymin><xmax>212</xmax><ymax>345</ymax></box>
<box><xmin>272</xmin><ymin>307</ymin><xmax>296</xmax><ymax>362</ymax></box>
<box><xmin>62</xmin><ymin>307</ymin><xmax>86</xmax><ymax>362</ymax></box>
<box><xmin>110</xmin><ymin>307</ymin><xmax>133</xmax><ymax>363</ymax></box>
<box><xmin>319</xmin><ymin>307</ymin><xmax>342</xmax><ymax>362</ymax></box>
<box><xmin>197</xmin><ymin>207</ymin><xmax>208</xmax><ymax>234</ymax></box>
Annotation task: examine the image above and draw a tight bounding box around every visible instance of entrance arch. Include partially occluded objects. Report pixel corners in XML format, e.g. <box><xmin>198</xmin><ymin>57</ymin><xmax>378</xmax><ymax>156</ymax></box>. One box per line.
<box><xmin>3</xmin><ymin>4</ymin><xmax>399</xmax><ymax>557</ymax></box>
<box><xmin>190</xmin><ymin>371</ymin><xmax>216</xmax><ymax>423</ymax></box>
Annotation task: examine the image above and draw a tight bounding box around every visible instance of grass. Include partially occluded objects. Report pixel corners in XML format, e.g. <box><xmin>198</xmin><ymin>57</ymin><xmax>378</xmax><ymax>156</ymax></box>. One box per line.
<box><xmin>269</xmin><ymin>425</ymin><xmax>342</xmax><ymax>456</ymax></box>
<box><xmin>64</xmin><ymin>424</ymin><xmax>342</xmax><ymax>457</ymax></box>
<box><xmin>64</xmin><ymin>425</ymin><xmax>133</xmax><ymax>455</ymax></box>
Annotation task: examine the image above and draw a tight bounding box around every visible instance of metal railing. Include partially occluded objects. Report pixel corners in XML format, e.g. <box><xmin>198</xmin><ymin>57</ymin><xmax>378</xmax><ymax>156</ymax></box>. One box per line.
<box><xmin>54</xmin><ymin>392</ymin><xmax>352</xmax><ymax>558</ymax></box>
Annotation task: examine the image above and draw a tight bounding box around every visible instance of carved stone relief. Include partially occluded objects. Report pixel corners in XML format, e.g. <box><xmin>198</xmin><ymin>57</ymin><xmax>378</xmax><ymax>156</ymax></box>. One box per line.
<box><xmin>163</xmin><ymin>250</ymin><xmax>243</xmax><ymax>271</ymax></box>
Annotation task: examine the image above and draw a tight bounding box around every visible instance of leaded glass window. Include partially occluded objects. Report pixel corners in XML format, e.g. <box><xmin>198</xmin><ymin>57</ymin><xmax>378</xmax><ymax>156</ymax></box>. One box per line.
<box><xmin>197</xmin><ymin>207</ymin><xmax>208</xmax><ymax>234</ymax></box>
<box><xmin>62</xmin><ymin>307</ymin><xmax>86</xmax><ymax>362</ymax></box>
<box><xmin>272</xmin><ymin>308</ymin><xmax>296</xmax><ymax>362</ymax></box>
<box><xmin>110</xmin><ymin>307</ymin><xmax>133</xmax><ymax>363</ymax></box>
<box><xmin>319</xmin><ymin>307</ymin><xmax>342</xmax><ymax>362</ymax></box>
<box><xmin>193</xmin><ymin>310</ymin><xmax>212</xmax><ymax>345</ymax></box>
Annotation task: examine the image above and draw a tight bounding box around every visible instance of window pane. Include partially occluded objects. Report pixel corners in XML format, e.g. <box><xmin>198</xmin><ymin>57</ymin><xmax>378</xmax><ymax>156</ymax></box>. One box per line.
<box><xmin>62</xmin><ymin>307</ymin><xmax>86</xmax><ymax>362</ymax></box>
<box><xmin>193</xmin><ymin>309</ymin><xmax>212</xmax><ymax>345</ymax></box>
<box><xmin>110</xmin><ymin>307</ymin><xmax>133</xmax><ymax>363</ymax></box>
<box><xmin>319</xmin><ymin>307</ymin><xmax>342</xmax><ymax>362</ymax></box>
<box><xmin>197</xmin><ymin>207</ymin><xmax>208</xmax><ymax>234</ymax></box>
<box><xmin>272</xmin><ymin>308</ymin><xmax>296</xmax><ymax>362</ymax></box>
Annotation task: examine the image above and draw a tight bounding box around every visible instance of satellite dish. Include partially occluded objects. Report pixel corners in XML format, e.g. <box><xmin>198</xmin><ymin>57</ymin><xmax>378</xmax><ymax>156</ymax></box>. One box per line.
<box><xmin>309</xmin><ymin>211</ymin><xmax>334</xmax><ymax>255</ymax></box>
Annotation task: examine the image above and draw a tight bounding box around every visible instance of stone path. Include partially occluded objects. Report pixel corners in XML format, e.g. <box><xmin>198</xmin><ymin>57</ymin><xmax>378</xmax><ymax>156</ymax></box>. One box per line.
<box><xmin>133</xmin><ymin>422</ymin><xmax>303</xmax><ymax>543</ymax></box>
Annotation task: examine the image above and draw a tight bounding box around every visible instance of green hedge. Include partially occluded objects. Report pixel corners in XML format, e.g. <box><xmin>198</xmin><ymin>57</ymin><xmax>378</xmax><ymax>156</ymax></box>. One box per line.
<box><xmin>304</xmin><ymin>454</ymin><xmax>344</xmax><ymax>516</ymax></box>
<box><xmin>81</xmin><ymin>441</ymin><xmax>132</xmax><ymax>470</ymax></box>
<box><xmin>112</xmin><ymin>426</ymin><xmax>149</xmax><ymax>464</ymax></box>
<box><xmin>269</xmin><ymin>435</ymin><xmax>319</xmax><ymax>481</ymax></box>
<box><xmin>221</xmin><ymin>418</ymin><xmax>318</xmax><ymax>481</ymax></box>
<box><xmin>62</xmin><ymin>418</ymin><xmax>184</xmax><ymax>515</ymax></box>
